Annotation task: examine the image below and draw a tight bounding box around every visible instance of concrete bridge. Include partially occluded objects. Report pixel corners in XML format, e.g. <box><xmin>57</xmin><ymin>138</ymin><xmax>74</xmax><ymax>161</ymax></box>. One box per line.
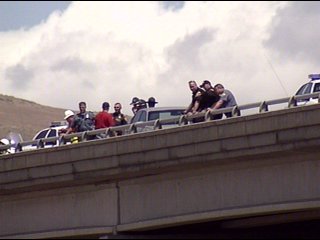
<box><xmin>1</xmin><ymin>104</ymin><xmax>320</xmax><ymax>238</ymax></box>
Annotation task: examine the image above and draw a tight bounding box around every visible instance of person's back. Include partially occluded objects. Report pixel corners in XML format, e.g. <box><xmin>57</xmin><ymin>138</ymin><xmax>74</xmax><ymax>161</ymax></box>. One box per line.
<box><xmin>221</xmin><ymin>89</ymin><xmax>237</xmax><ymax>108</ymax></box>
<box><xmin>95</xmin><ymin>102</ymin><xmax>115</xmax><ymax>129</ymax></box>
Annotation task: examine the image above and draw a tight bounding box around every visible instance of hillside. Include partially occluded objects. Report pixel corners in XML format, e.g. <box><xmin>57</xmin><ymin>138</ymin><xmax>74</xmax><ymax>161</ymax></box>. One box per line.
<box><xmin>0</xmin><ymin>94</ymin><xmax>66</xmax><ymax>140</ymax></box>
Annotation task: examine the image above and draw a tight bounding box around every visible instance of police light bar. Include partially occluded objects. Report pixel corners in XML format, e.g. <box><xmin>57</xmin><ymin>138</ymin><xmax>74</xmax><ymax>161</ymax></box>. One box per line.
<box><xmin>308</xmin><ymin>74</ymin><xmax>320</xmax><ymax>80</ymax></box>
<box><xmin>50</xmin><ymin>121</ymin><xmax>68</xmax><ymax>127</ymax></box>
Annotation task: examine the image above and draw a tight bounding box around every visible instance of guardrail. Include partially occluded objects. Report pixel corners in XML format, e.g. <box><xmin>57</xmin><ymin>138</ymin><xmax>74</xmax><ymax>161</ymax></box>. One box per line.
<box><xmin>1</xmin><ymin>92</ymin><xmax>320</xmax><ymax>155</ymax></box>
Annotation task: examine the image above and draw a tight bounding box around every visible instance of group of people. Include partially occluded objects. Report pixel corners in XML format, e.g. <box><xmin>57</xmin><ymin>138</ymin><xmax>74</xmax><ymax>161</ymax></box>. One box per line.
<box><xmin>185</xmin><ymin>80</ymin><xmax>238</xmax><ymax>121</ymax></box>
<box><xmin>60</xmin><ymin>101</ymin><xmax>128</xmax><ymax>138</ymax></box>
<box><xmin>60</xmin><ymin>96</ymin><xmax>159</xmax><ymax>138</ymax></box>
<box><xmin>60</xmin><ymin>80</ymin><xmax>237</xmax><ymax>138</ymax></box>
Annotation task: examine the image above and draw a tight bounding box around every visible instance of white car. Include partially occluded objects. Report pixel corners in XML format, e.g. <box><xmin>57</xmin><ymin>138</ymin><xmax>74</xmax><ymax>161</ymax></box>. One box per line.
<box><xmin>22</xmin><ymin>121</ymin><xmax>68</xmax><ymax>151</ymax></box>
<box><xmin>295</xmin><ymin>74</ymin><xmax>320</xmax><ymax>106</ymax></box>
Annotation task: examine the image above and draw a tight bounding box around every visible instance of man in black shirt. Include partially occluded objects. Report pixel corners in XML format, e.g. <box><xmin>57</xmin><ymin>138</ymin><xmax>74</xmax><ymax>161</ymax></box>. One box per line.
<box><xmin>184</xmin><ymin>80</ymin><xmax>205</xmax><ymax>123</ymax></box>
<box><xmin>200</xmin><ymin>80</ymin><xmax>222</xmax><ymax>120</ymax></box>
<box><xmin>184</xmin><ymin>80</ymin><xmax>204</xmax><ymax>115</ymax></box>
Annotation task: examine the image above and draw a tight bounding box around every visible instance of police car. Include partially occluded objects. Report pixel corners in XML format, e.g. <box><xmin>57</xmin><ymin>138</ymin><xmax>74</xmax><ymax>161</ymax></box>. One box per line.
<box><xmin>22</xmin><ymin>121</ymin><xmax>68</xmax><ymax>151</ymax></box>
<box><xmin>295</xmin><ymin>74</ymin><xmax>320</xmax><ymax>105</ymax></box>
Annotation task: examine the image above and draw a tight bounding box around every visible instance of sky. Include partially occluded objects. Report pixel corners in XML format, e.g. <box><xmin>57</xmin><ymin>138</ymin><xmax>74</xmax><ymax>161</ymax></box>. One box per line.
<box><xmin>0</xmin><ymin>1</ymin><xmax>319</xmax><ymax>115</ymax></box>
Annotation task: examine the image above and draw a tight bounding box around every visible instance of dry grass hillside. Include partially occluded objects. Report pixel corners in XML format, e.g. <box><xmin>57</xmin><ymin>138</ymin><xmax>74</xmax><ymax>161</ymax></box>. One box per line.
<box><xmin>0</xmin><ymin>94</ymin><xmax>66</xmax><ymax>140</ymax></box>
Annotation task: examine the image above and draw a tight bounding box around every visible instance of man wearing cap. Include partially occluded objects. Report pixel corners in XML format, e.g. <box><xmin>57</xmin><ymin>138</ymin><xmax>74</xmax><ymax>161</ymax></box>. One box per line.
<box><xmin>130</xmin><ymin>97</ymin><xmax>140</xmax><ymax>114</ymax></box>
<box><xmin>95</xmin><ymin>102</ymin><xmax>115</xmax><ymax>129</ymax></box>
<box><xmin>200</xmin><ymin>80</ymin><xmax>222</xmax><ymax>119</ymax></box>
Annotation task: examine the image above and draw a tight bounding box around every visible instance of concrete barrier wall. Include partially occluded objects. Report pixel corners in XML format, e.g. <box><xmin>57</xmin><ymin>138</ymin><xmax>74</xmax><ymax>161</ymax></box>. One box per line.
<box><xmin>0</xmin><ymin>184</ymin><xmax>117</xmax><ymax>237</ymax></box>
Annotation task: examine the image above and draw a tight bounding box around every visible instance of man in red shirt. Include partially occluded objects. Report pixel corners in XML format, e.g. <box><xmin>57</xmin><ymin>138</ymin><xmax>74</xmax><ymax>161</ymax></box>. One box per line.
<box><xmin>95</xmin><ymin>102</ymin><xmax>115</xmax><ymax>129</ymax></box>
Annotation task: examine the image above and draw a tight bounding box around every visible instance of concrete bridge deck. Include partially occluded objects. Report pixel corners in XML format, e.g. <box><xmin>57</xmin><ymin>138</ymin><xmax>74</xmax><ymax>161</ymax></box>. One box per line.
<box><xmin>1</xmin><ymin>104</ymin><xmax>320</xmax><ymax>238</ymax></box>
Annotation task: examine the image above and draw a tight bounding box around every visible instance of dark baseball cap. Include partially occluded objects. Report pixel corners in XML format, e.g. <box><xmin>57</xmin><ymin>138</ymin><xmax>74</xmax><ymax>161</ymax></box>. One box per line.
<box><xmin>200</xmin><ymin>80</ymin><xmax>212</xmax><ymax>88</ymax></box>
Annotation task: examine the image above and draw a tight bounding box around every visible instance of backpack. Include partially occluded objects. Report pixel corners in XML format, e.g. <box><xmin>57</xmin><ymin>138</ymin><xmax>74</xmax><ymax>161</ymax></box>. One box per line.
<box><xmin>76</xmin><ymin>112</ymin><xmax>95</xmax><ymax>132</ymax></box>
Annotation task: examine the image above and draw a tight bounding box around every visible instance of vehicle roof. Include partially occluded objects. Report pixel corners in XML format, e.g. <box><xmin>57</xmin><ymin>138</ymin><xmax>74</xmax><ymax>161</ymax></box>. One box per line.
<box><xmin>138</xmin><ymin>107</ymin><xmax>185</xmax><ymax>112</ymax></box>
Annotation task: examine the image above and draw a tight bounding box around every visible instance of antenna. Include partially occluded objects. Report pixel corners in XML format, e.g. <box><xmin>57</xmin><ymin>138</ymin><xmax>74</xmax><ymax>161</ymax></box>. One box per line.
<box><xmin>263</xmin><ymin>52</ymin><xmax>289</xmax><ymax>97</ymax></box>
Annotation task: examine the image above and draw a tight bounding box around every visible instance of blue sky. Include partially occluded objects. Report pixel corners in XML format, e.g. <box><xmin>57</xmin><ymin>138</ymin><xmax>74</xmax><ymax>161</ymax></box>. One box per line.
<box><xmin>0</xmin><ymin>2</ymin><xmax>319</xmax><ymax>114</ymax></box>
<box><xmin>0</xmin><ymin>1</ymin><xmax>71</xmax><ymax>31</ymax></box>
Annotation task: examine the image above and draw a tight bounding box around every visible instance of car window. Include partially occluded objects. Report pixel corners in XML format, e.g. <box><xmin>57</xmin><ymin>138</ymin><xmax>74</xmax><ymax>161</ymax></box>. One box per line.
<box><xmin>313</xmin><ymin>83</ymin><xmax>320</xmax><ymax>93</ymax></box>
<box><xmin>34</xmin><ymin>129</ymin><xmax>49</xmax><ymax>140</ymax></box>
<box><xmin>304</xmin><ymin>83</ymin><xmax>312</xmax><ymax>94</ymax></box>
<box><xmin>149</xmin><ymin>110</ymin><xmax>184</xmax><ymax>121</ymax></box>
<box><xmin>131</xmin><ymin>111</ymin><xmax>142</xmax><ymax>123</ymax></box>
<box><xmin>46</xmin><ymin>129</ymin><xmax>58</xmax><ymax>146</ymax></box>
<box><xmin>296</xmin><ymin>83</ymin><xmax>313</xmax><ymax>97</ymax></box>
<box><xmin>138</xmin><ymin>111</ymin><xmax>147</xmax><ymax>122</ymax></box>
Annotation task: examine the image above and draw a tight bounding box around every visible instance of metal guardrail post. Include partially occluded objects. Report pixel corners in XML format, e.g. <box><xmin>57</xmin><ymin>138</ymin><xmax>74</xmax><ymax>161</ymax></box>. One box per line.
<box><xmin>129</xmin><ymin>124</ymin><xmax>137</xmax><ymax>134</ymax></box>
<box><xmin>232</xmin><ymin>106</ymin><xmax>240</xmax><ymax>117</ymax></box>
<box><xmin>58</xmin><ymin>135</ymin><xmax>65</xmax><ymax>146</ymax></box>
<box><xmin>205</xmin><ymin>110</ymin><xmax>211</xmax><ymax>121</ymax></box>
<box><xmin>178</xmin><ymin>115</ymin><xmax>189</xmax><ymax>126</ymax></box>
<box><xmin>106</xmin><ymin>128</ymin><xmax>115</xmax><ymax>137</ymax></box>
<box><xmin>153</xmin><ymin>119</ymin><xmax>162</xmax><ymax>130</ymax></box>
<box><xmin>288</xmin><ymin>96</ymin><xmax>297</xmax><ymax>108</ymax></box>
<box><xmin>38</xmin><ymin>139</ymin><xmax>44</xmax><ymax>149</ymax></box>
<box><xmin>81</xmin><ymin>132</ymin><xmax>87</xmax><ymax>142</ymax></box>
<box><xmin>259</xmin><ymin>101</ymin><xmax>268</xmax><ymax>113</ymax></box>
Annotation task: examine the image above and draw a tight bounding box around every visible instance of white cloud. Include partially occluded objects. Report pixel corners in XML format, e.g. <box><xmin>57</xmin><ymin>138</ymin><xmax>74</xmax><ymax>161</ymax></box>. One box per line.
<box><xmin>0</xmin><ymin>1</ymin><xmax>316</xmax><ymax>115</ymax></box>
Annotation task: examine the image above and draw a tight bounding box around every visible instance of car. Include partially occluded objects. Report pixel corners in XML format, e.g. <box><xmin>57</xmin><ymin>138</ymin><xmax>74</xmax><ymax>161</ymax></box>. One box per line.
<box><xmin>130</xmin><ymin>107</ymin><xmax>185</xmax><ymax>132</ymax></box>
<box><xmin>295</xmin><ymin>73</ymin><xmax>320</xmax><ymax>106</ymax></box>
<box><xmin>22</xmin><ymin>121</ymin><xmax>68</xmax><ymax>151</ymax></box>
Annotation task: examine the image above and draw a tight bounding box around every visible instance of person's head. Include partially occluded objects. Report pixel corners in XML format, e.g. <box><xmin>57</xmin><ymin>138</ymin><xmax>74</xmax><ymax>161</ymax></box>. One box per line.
<box><xmin>64</xmin><ymin>110</ymin><xmax>75</xmax><ymax>124</ymax></box>
<box><xmin>130</xmin><ymin>97</ymin><xmax>139</xmax><ymax>106</ymax></box>
<box><xmin>102</xmin><ymin>102</ymin><xmax>110</xmax><ymax>111</ymax></box>
<box><xmin>114</xmin><ymin>103</ymin><xmax>122</xmax><ymax>113</ymax></box>
<box><xmin>200</xmin><ymin>80</ymin><xmax>212</xmax><ymax>91</ymax></box>
<box><xmin>130</xmin><ymin>97</ymin><xmax>139</xmax><ymax>114</ymax></box>
<box><xmin>147</xmin><ymin>97</ymin><xmax>158</xmax><ymax>108</ymax></box>
<box><xmin>214</xmin><ymin>83</ymin><xmax>225</xmax><ymax>94</ymax></box>
<box><xmin>188</xmin><ymin>80</ymin><xmax>198</xmax><ymax>93</ymax></box>
<box><xmin>78</xmin><ymin>102</ymin><xmax>86</xmax><ymax>113</ymax></box>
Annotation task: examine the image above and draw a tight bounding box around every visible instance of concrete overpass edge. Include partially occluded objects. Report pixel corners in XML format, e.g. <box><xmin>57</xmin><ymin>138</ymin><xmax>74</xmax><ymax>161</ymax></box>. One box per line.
<box><xmin>116</xmin><ymin>199</ymin><xmax>320</xmax><ymax>232</ymax></box>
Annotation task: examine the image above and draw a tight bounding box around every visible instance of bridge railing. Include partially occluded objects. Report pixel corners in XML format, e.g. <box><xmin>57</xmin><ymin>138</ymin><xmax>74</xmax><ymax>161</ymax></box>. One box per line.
<box><xmin>1</xmin><ymin>92</ymin><xmax>320</xmax><ymax>155</ymax></box>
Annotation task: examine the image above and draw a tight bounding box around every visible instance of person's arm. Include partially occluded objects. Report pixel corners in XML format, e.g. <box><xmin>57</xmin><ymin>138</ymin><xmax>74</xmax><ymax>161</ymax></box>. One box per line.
<box><xmin>192</xmin><ymin>91</ymin><xmax>203</xmax><ymax>113</ymax></box>
<box><xmin>212</xmin><ymin>99</ymin><xmax>223</xmax><ymax>109</ymax></box>
<box><xmin>192</xmin><ymin>100</ymin><xmax>200</xmax><ymax>113</ymax></box>
<box><xmin>184</xmin><ymin>102</ymin><xmax>193</xmax><ymax>114</ymax></box>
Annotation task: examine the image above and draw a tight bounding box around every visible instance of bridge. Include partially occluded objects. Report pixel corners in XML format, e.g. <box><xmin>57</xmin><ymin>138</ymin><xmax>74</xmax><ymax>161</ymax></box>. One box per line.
<box><xmin>1</xmin><ymin>96</ymin><xmax>320</xmax><ymax>238</ymax></box>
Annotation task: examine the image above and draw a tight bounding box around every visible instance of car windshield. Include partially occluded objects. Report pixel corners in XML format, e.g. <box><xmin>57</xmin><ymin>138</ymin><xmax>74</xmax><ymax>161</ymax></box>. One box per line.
<box><xmin>148</xmin><ymin>110</ymin><xmax>184</xmax><ymax>121</ymax></box>
<box><xmin>296</xmin><ymin>83</ymin><xmax>313</xmax><ymax>95</ymax></box>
